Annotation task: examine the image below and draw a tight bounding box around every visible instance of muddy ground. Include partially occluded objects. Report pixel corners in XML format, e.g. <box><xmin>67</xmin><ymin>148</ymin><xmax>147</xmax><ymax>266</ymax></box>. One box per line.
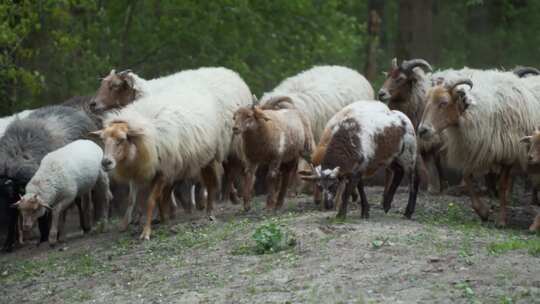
<box><xmin>1</xmin><ymin>187</ymin><xmax>539</xmax><ymax>304</ymax></box>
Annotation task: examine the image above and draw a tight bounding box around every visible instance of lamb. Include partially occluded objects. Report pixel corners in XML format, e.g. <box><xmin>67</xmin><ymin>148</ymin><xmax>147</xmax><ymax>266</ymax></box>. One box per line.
<box><xmin>418</xmin><ymin>71</ymin><xmax>540</xmax><ymax>226</ymax></box>
<box><xmin>12</xmin><ymin>140</ymin><xmax>111</xmax><ymax>246</ymax></box>
<box><xmin>92</xmin><ymin>81</ymin><xmax>232</xmax><ymax>240</ymax></box>
<box><xmin>0</xmin><ymin>106</ymin><xmax>97</xmax><ymax>251</ymax></box>
<box><xmin>377</xmin><ymin>58</ymin><xmax>446</xmax><ymax>193</ymax></box>
<box><xmin>232</xmin><ymin>102</ymin><xmax>314</xmax><ymax>211</ymax></box>
<box><xmin>299</xmin><ymin>100</ymin><xmax>419</xmax><ymax>219</ymax></box>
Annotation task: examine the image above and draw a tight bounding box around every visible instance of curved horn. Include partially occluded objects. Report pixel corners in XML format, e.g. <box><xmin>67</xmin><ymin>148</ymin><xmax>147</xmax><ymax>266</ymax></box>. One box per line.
<box><xmin>118</xmin><ymin>69</ymin><xmax>132</xmax><ymax>76</ymax></box>
<box><xmin>513</xmin><ymin>66</ymin><xmax>540</xmax><ymax>78</ymax></box>
<box><xmin>445</xmin><ymin>78</ymin><xmax>473</xmax><ymax>92</ymax></box>
<box><xmin>400</xmin><ymin>59</ymin><xmax>432</xmax><ymax>73</ymax></box>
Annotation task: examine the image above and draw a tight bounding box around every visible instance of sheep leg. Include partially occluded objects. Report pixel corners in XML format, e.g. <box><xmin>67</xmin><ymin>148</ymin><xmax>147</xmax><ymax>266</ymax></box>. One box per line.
<box><xmin>313</xmin><ymin>184</ymin><xmax>322</xmax><ymax>207</ymax></box>
<box><xmin>496</xmin><ymin>166</ymin><xmax>512</xmax><ymax>228</ymax></box>
<box><xmin>76</xmin><ymin>196</ymin><xmax>91</xmax><ymax>234</ymax></box>
<box><xmin>57</xmin><ymin>209</ymin><xmax>68</xmax><ymax>243</ymax></box>
<box><xmin>434</xmin><ymin>153</ymin><xmax>446</xmax><ymax>193</ymax></box>
<box><xmin>93</xmin><ymin>172</ymin><xmax>112</xmax><ymax>232</ymax></box>
<box><xmin>422</xmin><ymin>152</ymin><xmax>440</xmax><ymax>193</ymax></box>
<box><xmin>49</xmin><ymin>199</ymin><xmax>71</xmax><ymax>247</ymax></box>
<box><xmin>37</xmin><ymin>212</ymin><xmax>51</xmax><ymax>244</ymax></box>
<box><xmin>140</xmin><ymin>176</ymin><xmax>165</xmax><ymax>240</ymax></box>
<box><xmin>265</xmin><ymin>161</ymin><xmax>281</xmax><ymax>210</ymax></box>
<box><xmin>276</xmin><ymin>160</ymin><xmax>297</xmax><ymax>209</ymax></box>
<box><xmin>223</xmin><ymin>157</ymin><xmax>243</xmax><ymax>205</ymax></box>
<box><xmin>120</xmin><ymin>182</ymin><xmax>138</xmax><ymax>232</ymax></box>
<box><xmin>336</xmin><ymin>177</ymin><xmax>357</xmax><ymax>219</ymax></box>
<box><xmin>383</xmin><ymin>167</ymin><xmax>393</xmax><ymax>194</ymax></box>
<box><xmin>404</xmin><ymin>164</ymin><xmax>421</xmax><ymax>219</ymax></box>
<box><xmin>3</xmin><ymin>208</ymin><xmax>18</xmax><ymax>252</ymax></box>
<box><xmin>195</xmin><ymin>183</ymin><xmax>206</xmax><ymax>211</ymax></box>
<box><xmin>158</xmin><ymin>183</ymin><xmax>174</xmax><ymax>223</ymax></box>
<box><xmin>242</xmin><ymin>165</ymin><xmax>257</xmax><ymax>212</ymax></box>
<box><xmin>356</xmin><ymin>177</ymin><xmax>369</xmax><ymax>219</ymax></box>
<box><xmin>463</xmin><ymin>174</ymin><xmax>490</xmax><ymax>221</ymax></box>
<box><xmin>201</xmin><ymin>161</ymin><xmax>220</xmax><ymax>219</ymax></box>
<box><xmin>382</xmin><ymin>162</ymin><xmax>404</xmax><ymax>213</ymax></box>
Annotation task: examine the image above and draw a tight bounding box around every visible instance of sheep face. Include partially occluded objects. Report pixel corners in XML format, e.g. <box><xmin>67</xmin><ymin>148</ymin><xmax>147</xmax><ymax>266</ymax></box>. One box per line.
<box><xmin>300</xmin><ymin>165</ymin><xmax>342</xmax><ymax>209</ymax></box>
<box><xmin>92</xmin><ymin>122</ymin><xmax>139</xmax><ymax>172</ymax></box>
<box><xmin>520</xmin><ymin>130</ymin><xmax>540</xmax><ymax>164</ymax></box>
<box><xmin>419</xmin><ymin>81</ymin><xmax>472</xmax><ymax>140</ymax></box>
<box><xmin>90</xmin><ymin>70</ymin><xmax>136</xmax><ymax>113</ymax></box>
<box><xmin>378</xmin><ymin>68</ymin><xmax>409</xmax><ymax>102</ymax></box>
<box><xmin>13</xmin><ymin>194</ymin><xmax>48</xmax><ymax>231</ymax></box>
<box><xmin>232</xmin><ymin>107</ymin><xmax>270</xmax><ymax>135</ymax></box>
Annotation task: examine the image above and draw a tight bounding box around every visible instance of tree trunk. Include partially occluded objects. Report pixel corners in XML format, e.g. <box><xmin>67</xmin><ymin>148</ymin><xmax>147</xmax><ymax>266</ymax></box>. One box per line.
<box><xmin>396</xmin><ymin>0</ymin><xmax>434</xmax><ymax>61</ymax></box>
<box><xmin>364</xmin><ymin>0</ymin><xmax>385</xmax><ymax>81</ymax></box>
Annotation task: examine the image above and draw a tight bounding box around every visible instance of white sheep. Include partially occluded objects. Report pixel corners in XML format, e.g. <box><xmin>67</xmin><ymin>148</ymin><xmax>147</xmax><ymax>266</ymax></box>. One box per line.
<box><xmin>418</xmin><ymin>70</ymin><xmax>540</xmax><ymax>226</ymax></box>
<box><xmin>91</xmin><ymin>67</ymin><xmax>252</xmax><ymax>223</ymax></box>
<box><xmin>93</xmin><ymin>80</ymin><xmax>235</xmax><ymax>240</ymax></box>
<box><xmin>13</xmin><ymin>140</ymin><xmax>111</xmax><ymax>246</ymax></box>
<box><xmin>259</xmin><ymin>65</ymin><xmax>374</xmax><ymax>142</ymax></box>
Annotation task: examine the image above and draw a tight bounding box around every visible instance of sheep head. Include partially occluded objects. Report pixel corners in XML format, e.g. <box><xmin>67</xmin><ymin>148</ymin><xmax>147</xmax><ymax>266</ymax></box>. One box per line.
<box><xmin>90</xmin><ymin>69</ymin><xmax>137</xmax><ymax>113</ymax></box>
<box><xmin>378</xmin><ymin>58</ymin><xmax>432</xmax><ymax>102</ymax></box>
<box><xmin>12</xmin><ymin>193</ymin><xmax>49</xmax><ymax>231</ymax></box>
<box><xmin>299</xmin><ymin>165</ymin><xmax>343</xmax><ymax>209</ymax></box>
<box><xmin>520</xmin><ymin>128</ymin><xmax>540</xmax><ymax>165</ymax></box>
<box><xmin>90</xmin><ymin>121</ymin><xmax>142</xmax><ymax>172</ymax></box>
<box><xmin>418</xmin><ymin>78</ymin><xmax>473</xmax><ymax>140</ymax></box>
<box><xmin>232</xmin><ymin>106</ymin><xmax>271</xmax><ymax>135</ymax></box>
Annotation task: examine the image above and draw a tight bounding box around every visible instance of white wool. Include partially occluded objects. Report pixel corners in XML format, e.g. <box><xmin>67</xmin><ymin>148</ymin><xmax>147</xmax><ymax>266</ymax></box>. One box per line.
<box><xmin>0</xmin><ymin>109</ymin><xmax>33</xmax><ymax>137</ymax></box>
<box><xmin>104</xmin><ymin>82</ymin><xmax>224</xmax><ymax>182</ymax></box>
<box><xmin>260</xmin><ymin>66</ymin><xmax>374</xmax><ymax>142</ymax></box>
<box><xmin>437</xmin><ymin>69</ymin><xmax>540</xmax><ymax>174</ymax></box>
<box><xmin>277</xmin><ymin>131</ymin><xmax>286</xmax><ymax>156</ymax></box>
<box><xmin>124</xmin><ymin>67</ymin><xmax>252</xmax><ymax>159</ymax></box>
<box><xmin>25</xmin><ymin>140</ymin><xmax>105</xmax><ymax>205</ymax></box>
<box><xmin>330</xmin><ymin>101</ymin><xmax>415</xmax><ymax>170</ymax></box>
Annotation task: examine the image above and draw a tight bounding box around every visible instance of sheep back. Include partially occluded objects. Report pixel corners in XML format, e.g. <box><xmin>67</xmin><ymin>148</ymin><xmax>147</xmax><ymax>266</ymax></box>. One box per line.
<box><xmin>260</xmin><ymin>66</ymin><xmax>374</xmax><ymax>143</ymax></box>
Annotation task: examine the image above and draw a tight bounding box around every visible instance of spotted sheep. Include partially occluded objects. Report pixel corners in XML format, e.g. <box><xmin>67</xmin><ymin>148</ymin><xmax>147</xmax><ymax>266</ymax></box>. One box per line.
<box><xmin>232</xmin><ymin>101</ymin><xmax>314</xmax><ymax>211</ymax></box>
<box><xmin>418</xmin><ymin>70</ymin><xmax>540</xmax><ymax>227</ymax></box>
<box><xmin>300</xmin><ymin>101</ymin><xmax>420</xmax><ymax>219</ymax></box>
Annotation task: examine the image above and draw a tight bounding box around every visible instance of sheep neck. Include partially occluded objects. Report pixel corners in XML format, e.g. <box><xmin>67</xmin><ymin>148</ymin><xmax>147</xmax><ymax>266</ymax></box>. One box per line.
<box><xmin>114</xmin><ymin>136</ymin><xmax>156</xmax><ymax>183</ymax></box>
<box><xmin>388</xmin><ymin>76</ymin><xmax>429</xmax><ymax>130</ymax></box>
<box><xmin>242</xmin><ymin>120</ymin><xmax>275</xmax><ymax>162</ymax></box>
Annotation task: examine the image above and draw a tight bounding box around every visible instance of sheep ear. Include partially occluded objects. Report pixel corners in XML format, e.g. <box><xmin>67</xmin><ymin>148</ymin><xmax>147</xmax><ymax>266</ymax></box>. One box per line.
<box><xmin>10</xmin><ymin>201</ymin><xmax>21</xmax><ymax>208</ymax></box>
<box><xmin>253</xmin><ymin>107</ymin><xmax>271</xmax><ymax>121</ymax></box>
<box><xmin>330</xmin><ymin>167</ymin><xmax>340</xmax><ymax>178</ymax></box>
<box><xmin>109</xmin><ymin>69</ymin><xmax>116</xmax><ymax>76</ymax></box>
<box><xmin>520</xmin><ymin>136</ymin><xmax>532</xmax><ymax>144</ymax></box>
<box><xmin>455</xmin><ymin>88</ymin><xmax>475</xmax><ymax>110</ymax></box>
<box><xmin>89</xmin><ymin>130</ymin><xmax>103</xmax><ymax>138</ymax></box>
<box><xmin>127</xmin><ymin>127</ymin><xmax>144</xmax><ymax>138</ymax></box>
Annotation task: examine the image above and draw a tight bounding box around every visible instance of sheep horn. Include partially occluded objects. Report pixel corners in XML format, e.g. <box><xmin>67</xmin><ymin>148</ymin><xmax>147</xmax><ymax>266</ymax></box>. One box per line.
<box><xmin>513</xmin><ymin>66</ymin><xmax>540</xmax><ymax>78</ymax></box>
<box><xmin>445</xmin><ymin>78</ymin><xmax>473</xmax><ymax>91</ymax></box>
<box><xmin>400</xmin><ymin>59</ymin><xmax>432</xmax><ymax>74</ymax></box>
<box><xmin>118</xmin><ymin>69</ymin><xmax>132</xmax><ymax>76</ymax></box>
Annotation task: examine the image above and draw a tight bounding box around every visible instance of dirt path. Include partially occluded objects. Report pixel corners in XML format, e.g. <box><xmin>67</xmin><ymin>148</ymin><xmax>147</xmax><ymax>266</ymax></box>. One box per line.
<box><xmin>1</xmin><ymin>187</ymin><xmax>539</xmax><ymax>304</ymax></box>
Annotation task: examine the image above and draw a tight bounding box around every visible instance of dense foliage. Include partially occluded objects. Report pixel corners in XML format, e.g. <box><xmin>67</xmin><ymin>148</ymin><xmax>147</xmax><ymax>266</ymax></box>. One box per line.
<box><xmin>1</xmin><ymin>0</ymin><xmax>539</xmax><ymax>116</ymax></box>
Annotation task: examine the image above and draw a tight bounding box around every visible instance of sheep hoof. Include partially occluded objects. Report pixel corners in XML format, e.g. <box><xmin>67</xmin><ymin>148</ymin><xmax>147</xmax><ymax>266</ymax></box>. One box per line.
<box><xmin>139</xmin><ymin>228</ymin><xmax>151</xmax><ymax>241</ymax></box>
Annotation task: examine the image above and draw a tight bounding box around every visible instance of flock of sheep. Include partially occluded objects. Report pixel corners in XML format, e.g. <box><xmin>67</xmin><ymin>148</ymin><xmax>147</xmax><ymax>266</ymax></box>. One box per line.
<box><xmin>1</xmin><ymin>59</ymin><xmax>540</xmax><ymax>253</ymax></box>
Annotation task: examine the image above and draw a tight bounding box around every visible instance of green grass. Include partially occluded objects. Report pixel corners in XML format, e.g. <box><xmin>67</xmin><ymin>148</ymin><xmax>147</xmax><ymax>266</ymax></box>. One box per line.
<box><xmin>487</xmin><ymin>236</ymin><xmax>540</xmax><ymax>257</ymax></box>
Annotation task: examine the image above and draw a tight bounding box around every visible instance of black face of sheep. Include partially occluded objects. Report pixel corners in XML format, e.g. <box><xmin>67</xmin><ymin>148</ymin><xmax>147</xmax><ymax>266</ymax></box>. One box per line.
<box><xmin>300</xmin><ymin>166</ymin><xmax>342</xmax><ymax>210</ymax></box>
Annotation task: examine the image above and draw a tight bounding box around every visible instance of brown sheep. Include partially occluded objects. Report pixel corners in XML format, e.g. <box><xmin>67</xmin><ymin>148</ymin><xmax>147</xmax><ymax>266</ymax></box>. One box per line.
<box><xmin>232</xmin><ymin>103</ymin><xmax>314</xmax><ymax>211</ymax></box>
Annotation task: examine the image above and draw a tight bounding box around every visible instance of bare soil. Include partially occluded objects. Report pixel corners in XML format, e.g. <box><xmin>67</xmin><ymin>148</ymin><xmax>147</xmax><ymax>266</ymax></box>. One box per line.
<box><xmin>1</xmin><ymin>187</ymin><xmax>539</xmax><ymax>304</ymax></box>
